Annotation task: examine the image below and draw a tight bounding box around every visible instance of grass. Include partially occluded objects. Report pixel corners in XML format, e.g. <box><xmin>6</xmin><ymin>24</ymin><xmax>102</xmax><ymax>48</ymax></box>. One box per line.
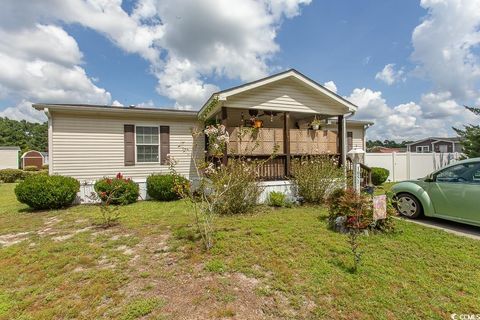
<box><xmin>0</xmin><ymin>183</ymin><xmax>479</xmax><ymax>319</ymax></box>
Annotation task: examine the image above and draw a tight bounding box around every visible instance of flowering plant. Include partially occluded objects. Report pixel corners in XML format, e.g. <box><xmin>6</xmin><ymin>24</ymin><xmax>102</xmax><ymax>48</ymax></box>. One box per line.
<box><xmin>94</xmin><ymin>172</ymin><xmax>139</xmax><ymax>205</ymax></box>
<box><xmin>204</xmin><ymin>124</ymin><xmax>229</xmax><ymax>157</ymax></box>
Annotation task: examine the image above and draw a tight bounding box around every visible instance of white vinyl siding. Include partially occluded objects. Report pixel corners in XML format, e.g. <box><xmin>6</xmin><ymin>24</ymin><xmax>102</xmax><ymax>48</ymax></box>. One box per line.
<box><xmin>50</xmin><ymin>112</ymin><xmax>203</xmax><ymax>182</ymax></box>
<box><xmin>0</xmin><ymin>149</ymin><xmax>19</xmax><ymax>169</ymax></box>
<box><xmin>225</xmin><ymin>78</ymin><xmax>349</xmax><ymax>115</ymax></box>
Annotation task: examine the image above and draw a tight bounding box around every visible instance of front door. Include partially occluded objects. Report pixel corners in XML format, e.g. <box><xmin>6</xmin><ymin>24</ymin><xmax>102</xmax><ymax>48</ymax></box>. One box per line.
<box><xmin>438</xmin><ymin>144</ymin><xmax>448</xmax><ymax>153</ymax></box>
<box><xmin>427</xmin><ymin>162</ymin><xmax>480</xmax><ymax>223</ymax></box>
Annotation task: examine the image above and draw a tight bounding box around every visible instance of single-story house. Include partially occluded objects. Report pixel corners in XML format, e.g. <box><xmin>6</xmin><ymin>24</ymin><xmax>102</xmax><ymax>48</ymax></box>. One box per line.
<box><xmin>406</xmin><ymin>137</ymin><xmax>462</xmax><ymax>153</ymax></box>
<box><xmin>33</xmin><ymin>69</ymin><xmax>373</xmax><ymax>202</ymax></box>
<box><xmin>0</xmin><ymin>146</ymin><xmax>20</xmax><ymax>169</ymax></box>
<box><xmin>21</xmin><ymin>150</ymin><xmax>48</xmax><ymax>169</ymax></box>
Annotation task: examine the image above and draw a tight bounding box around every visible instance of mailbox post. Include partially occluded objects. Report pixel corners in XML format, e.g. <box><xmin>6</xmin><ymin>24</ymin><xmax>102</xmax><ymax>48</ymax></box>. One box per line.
<box><xmin>347</xmin><ymin>148</ymin><xmax>365</xmax><ymax>194</ymax></box>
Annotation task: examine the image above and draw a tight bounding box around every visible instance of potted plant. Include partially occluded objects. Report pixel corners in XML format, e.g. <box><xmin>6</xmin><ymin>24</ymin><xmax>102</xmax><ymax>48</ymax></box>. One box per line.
<box><xmin>311</xmin><ymin>117</ymin><xmax>322</xmax><ymax>130</ymax></box>
<box><xmin>254</xmin><ymin>118</ymin><xmax>264</xmax><ymax>128</ymax></box>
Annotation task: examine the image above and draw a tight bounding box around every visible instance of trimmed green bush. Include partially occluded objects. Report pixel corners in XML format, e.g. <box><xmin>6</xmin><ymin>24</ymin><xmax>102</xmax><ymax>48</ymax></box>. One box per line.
<box><xmin>371</xmin><ymin>167</ymin><xmax>390</xmax><ymax>186</ymax></box>
<box><xmin>0</xmin><ymin>169</ymin><xmax>25</xmax><ymax>183</ymax></box>
<box><xmin>94</xmin><ymin>173</ymin><xmax>139</xmax><ymax>205</ymax></box>
<box><xmin>42</xmin><ymin>164</ymin><xmax>49</xmax><ymax>170</ymax></box>
<box><xmin>147</xmin><ymin>174</ymin><xmax>189</xmax><ymax>201</ymax></box>
<box><xmin>23</xmin><ymin>165</ymin><xmax>39</xmax><ymax>171</ymax></box>
<box><xmin>15</xmin><ymin>175</ymin><xmax>80</xmax><ymax>210</ymax></box>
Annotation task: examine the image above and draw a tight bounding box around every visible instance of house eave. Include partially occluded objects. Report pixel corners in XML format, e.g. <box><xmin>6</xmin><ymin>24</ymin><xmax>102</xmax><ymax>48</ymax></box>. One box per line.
<box><xmin>33</xmin><ymin>103</ymin><xmax>198</xmax><ymax>119</ymax></box>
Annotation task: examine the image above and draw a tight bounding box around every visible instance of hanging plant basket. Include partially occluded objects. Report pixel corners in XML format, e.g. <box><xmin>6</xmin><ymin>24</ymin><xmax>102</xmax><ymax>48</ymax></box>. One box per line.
<box><xmin>254</xmin><ymin>119</ymin><xmax>264</xmax><ymax>128</ymax></box>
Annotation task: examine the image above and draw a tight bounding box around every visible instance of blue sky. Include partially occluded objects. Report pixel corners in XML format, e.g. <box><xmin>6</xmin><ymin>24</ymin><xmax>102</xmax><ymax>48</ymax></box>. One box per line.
<box><xmin>0</xmin><ymin>0</ymin><xmax>479</xmax><ymax>140</ymax></box>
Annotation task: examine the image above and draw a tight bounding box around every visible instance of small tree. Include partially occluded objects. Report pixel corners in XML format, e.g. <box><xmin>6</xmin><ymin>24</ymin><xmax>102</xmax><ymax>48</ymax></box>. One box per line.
<box><xmin>453</xmin><ymin>106</ymin><xmax>480</xmax><ymax>158</ymax></box>
<box><xmin>177</xmin><ymin>124</ymin><xmax>273</xmax><ymax>250</ymax></box>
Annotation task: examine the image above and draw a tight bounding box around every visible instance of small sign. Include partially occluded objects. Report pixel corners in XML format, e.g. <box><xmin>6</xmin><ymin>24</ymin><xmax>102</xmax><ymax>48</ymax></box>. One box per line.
<box><xmin>373</xmin><ymin>195</ymin><xmax>387</xmax><ymax>221</ymax></box>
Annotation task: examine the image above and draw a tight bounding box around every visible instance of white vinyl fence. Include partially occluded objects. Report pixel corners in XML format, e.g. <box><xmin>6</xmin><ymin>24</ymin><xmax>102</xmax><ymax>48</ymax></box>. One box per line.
<box><xmin>364</xmin><ymin>152</ymin><xmax>462</xmax><ymax>182</ymax></box>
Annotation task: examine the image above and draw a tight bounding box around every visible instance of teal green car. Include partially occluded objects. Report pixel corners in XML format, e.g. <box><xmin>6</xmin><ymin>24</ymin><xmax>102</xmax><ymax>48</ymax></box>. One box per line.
<box><xmin>392</xmin><ymin>158</ymin><xmax>480</xmax><ymax>227</ymax></box>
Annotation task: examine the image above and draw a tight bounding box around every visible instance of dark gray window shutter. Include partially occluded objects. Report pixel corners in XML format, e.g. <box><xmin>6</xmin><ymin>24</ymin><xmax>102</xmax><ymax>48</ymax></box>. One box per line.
<box><xmin>124</xmin><ymin>125</ymin><xmax>135</xmax><ymax>166</ymax></box>
<box><xmin>160</xmin><ymin>126</ymin><xmax>170</xmax><ymax>165</ymax></box>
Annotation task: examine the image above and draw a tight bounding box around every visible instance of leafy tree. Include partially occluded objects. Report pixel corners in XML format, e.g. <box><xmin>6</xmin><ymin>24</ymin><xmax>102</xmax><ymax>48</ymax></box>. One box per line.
<box><xmin>453</xmin><ymin>106</ymin><xmax>480</xmax><ymax>158</ymax></box>
<box><xmin>0</xmin><ymin>117</ymin><xmax>47</xmax><ymax>153</ymax></box>
<box><xmin>366</xmin><ymin>139</ymin><xmax>412</xmax><ymax>150</ymax></box>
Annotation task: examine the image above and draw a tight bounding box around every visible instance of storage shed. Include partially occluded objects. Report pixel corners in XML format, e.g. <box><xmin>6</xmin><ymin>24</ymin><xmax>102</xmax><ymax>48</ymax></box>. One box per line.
<box><xmin>21</xmin><ymin>150</ymin><xmax>45</xmax><ymax>169</ymax></box>
<box><xmin>0</xmin><ymin>146</ymin><xmax>20</xmax><ymax>169</ymax></box>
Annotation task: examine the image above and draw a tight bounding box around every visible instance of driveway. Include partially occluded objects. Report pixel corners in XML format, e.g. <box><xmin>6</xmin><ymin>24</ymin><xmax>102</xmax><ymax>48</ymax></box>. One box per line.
<box><xmin>399</xmin><ymin>216</ymin><xmax>480</xmax><ymax>240</ymax></box>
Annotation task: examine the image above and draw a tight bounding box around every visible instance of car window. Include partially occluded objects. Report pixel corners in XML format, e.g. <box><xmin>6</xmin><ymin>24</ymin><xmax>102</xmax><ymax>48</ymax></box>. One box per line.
<box><xmin>436</xmin><ymin>162</ymin><xmax>480</xmax><ymax>184</ymax></box>
<box><xmin>473</xmin><ymin>164</ymin><xmax>480</xmax><ymax>184</ymax></box>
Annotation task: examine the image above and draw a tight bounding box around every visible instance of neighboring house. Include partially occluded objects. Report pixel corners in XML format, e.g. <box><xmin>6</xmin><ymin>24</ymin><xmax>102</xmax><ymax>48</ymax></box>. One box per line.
<box><xmin>33</xmin><ymin>69</ymin><xmax>373</xmax><ymax>202</ymax></box>
<box><xmin>21</xmin><ymin>150</ymin><xmax>47</xmax><ymax>169</ymax></box>
<box><xmin>406</xmin><ymin>137</ymin><xmax>462</xmax><ymax>153</ymax></box>
<box><xmin>0</xmin><ymin>146</ymin><xmax>20</xmax><ymax>169</ymax></box>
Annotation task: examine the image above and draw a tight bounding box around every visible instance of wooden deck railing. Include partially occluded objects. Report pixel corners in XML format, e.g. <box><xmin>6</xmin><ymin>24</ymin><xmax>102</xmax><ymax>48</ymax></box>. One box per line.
<box><xmin>346</xmin><ymin>157</ymin><xmax>372</xmax><ymax>187</ymax></box>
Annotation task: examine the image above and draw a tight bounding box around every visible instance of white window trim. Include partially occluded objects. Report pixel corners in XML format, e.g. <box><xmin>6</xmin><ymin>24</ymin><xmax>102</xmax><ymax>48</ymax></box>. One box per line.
<box><xmin>135</xmin><ymin>125</ymin><xmax>160</xmax><ymax>164</ymax></box>
<box><xmin>416</xmin><ymin>146</ymin><xmax>429</xmax><ymax>153</ymax></box>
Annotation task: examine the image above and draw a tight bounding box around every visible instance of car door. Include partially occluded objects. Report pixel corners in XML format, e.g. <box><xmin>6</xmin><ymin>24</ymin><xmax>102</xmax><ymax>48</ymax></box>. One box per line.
<box><xmin>427</xmin><ymin>162</ymin><xmax>480</xmax><ymax>223</ymax></box>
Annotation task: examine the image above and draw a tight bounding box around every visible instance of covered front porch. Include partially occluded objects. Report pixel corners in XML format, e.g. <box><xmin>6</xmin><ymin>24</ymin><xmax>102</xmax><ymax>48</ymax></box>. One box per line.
<box><xmin>198</xmin><ymin>69</ymin><xmax>371</xmax><ymax>184</ymax></box>
<box><xmin>220</xmin><ymin>107</ymin><xmax>346</xmax><ymax>180</ymax></box>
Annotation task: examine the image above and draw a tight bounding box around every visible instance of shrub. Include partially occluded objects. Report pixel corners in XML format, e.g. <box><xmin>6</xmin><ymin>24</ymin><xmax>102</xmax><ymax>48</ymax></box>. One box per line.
<box><xmin>203</xmin><ymin>158</ymin><xmax>262</xmax><ymax>215</ymax></box>
<box><xmin>94</xmin><ymin>173</ymin><xmax>139</xmax><ymax>205</ymax></box>
<box><xmin>267</xmin><ymin>191</ymin><xmax>291</xmax><ymax>207</ymax></box>
<box><xmin>15</xmin><ymin>174</ymin><xmax>80</xmax><ymax>210</ymax></box>
<box><xmin>42</xmin><ymin>164</ymin><xmax>49</xmax><ymax>170</ymax></box>
<box><xmin>23</xmin><ymin>165</ymin><xmax>39</xmax><ymax>171</ymax></box>
<box><xmin>371</xmin><ymin>167</ymin><xmax>390</xmax><ymax>186</ymax></box>
<box><xmin>0</xmin><ymin>169</ymin><xmax>25</xmax><ymax>183</ymax></box>
<box><xmin>327</xmin><ymin>188</ymin><xmax>396</xmax><ymax>232</ymax></box>
<box><xmin>147</xmin><ymin>174</ymin><xmax>189</xmax><ymax>201</ymax></box>
<box><xmin>291</xmin><ymin>155</ymin><xmax>344</xmax><ymax>204</ymax></box>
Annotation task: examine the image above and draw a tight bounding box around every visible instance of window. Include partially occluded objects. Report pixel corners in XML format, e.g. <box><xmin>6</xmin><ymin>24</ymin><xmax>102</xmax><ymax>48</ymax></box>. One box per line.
<box><xmin>436</xmin><ymin>162</ymin><xmax>480</xmax><ymax>184</ymax></box>
<box><xmin>416</xmin><ymin>146</ymin><xmax>429</xmax><ymax>153</ymax></box>
<box><xmin>136</xmin><ymin>126</ymin><xmax>159</xmax><ymax>163</ymax></box>
<box><xmin>347</xmin><ymin>132</ymin><xmax>353</xmax><ymax>151</ymax></box>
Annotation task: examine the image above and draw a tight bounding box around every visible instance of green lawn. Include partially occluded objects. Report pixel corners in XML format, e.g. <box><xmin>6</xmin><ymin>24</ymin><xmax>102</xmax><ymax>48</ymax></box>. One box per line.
<box><xmin>0</xmin><ymin>183</ymin><xmax>479</xmax><ymax>319</ymax></box>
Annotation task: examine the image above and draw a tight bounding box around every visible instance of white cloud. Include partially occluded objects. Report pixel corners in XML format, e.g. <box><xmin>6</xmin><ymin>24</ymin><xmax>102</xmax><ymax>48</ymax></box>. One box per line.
<box><xmin>0</xmin><ymin>22</ymin><xmax>112</xmax><ymax>121</ymax></box>
<box><xmin>412</xmin><ymin>0</ymin><xmax>480</xmax><ymax>100</ymax></box>
<box><xmin>348</xmin><ymin>88</ymin><xmax>447</xmax><ymax>140</ymax></box>
<box><xmin>147</xmin><ymin>0</ymin><xmax>311</xmax><ymax>108</ymax></box>
<box><xmin>347</xmin><ymin>87</ymin><xmax>476</xmax><ymax>140</ymax></box>
<box><xmin>0</xmin><ymin>100</ymin><xmax>47</xmax><ymax>123</ymax></box>
<box><xmin>347</xmin><ymin>88</ymin><xmax>391</xmax><ymax>120</ymax></box>
<box><xmin>323</xmin><ymin>81</ymin><xmax>337</xmax><ymax>93</ymax></box>
<box><xmin>358</xmin><ymin>0</ymin><xmax>480</xmax><ymax>140</ymax></box>
<box><xmin>0</xmin><ymin>24</ymin><xmax>83</xmax><ymax>66</ymax></box>
<box><xmin>419</xmin><ymin>91</ymin><xmax>462</xmax><ymax>119</ymax></box>
<box><xmin>0</xmin><ymin>0</ymin><xmax>312</xmax><ymax>117</ymax></box>
<box><xmin>375</xmin><ymin>63</ymin><xmax>405</xmax><ymax>85</ymax></box>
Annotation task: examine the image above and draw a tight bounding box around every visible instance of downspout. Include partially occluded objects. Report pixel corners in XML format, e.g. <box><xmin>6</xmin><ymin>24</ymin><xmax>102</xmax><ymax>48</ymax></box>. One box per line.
<box><xmin>45</xmin><ymin>108</ymin><xmax>53</xmax><ymax>175</ymax></box>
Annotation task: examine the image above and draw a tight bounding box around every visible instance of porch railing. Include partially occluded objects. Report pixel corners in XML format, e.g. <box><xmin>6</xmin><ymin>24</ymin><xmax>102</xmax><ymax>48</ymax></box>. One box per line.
<box><xmin>227</xmin><ymin>127</ymin><xmax>338</xmax><ymax>156</ymax></box>
<box><xmin>226</xmin><ymin>154</ymin><xmax>372</xmax><ymax>186</ymax></box>
<box><xmin>346</xmin><ymin>158</ymin><xmax>372</xmax><ymax>187</ymax></box>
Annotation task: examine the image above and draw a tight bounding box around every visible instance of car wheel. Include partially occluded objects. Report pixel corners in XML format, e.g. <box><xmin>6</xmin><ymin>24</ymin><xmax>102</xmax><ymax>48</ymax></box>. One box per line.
<box><xmin>395</xmin><ymin>193</ymin><xmax>422</xmax><ymax>219</ymax></box>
